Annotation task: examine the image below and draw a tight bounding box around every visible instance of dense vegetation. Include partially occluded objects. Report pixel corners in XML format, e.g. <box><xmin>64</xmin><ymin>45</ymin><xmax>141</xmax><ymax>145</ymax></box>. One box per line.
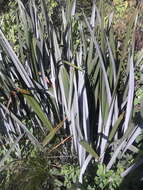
<box><xmin>0</xmin><ymin>0</ymin><xmax>143</xmax><ymax>189</ymax></box>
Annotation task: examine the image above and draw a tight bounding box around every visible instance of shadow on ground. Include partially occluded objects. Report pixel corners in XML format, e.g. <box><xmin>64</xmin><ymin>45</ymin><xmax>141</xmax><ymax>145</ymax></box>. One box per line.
<box><xmin>119</xmin><ymin>164</ymin><xmax>143</xmax><ymax>190</ymax></box>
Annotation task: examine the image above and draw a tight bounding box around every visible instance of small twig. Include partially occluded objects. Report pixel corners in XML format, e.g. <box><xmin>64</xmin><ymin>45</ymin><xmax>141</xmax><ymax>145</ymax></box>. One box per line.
<box><xmin>49</xmin><ymin>136</ymin><xmax>72</xmax><ymax>153</ymax></box>
<box><xmin>46</xmin><ymin>155</ymin><xmax>73</xmax><ymax>159</ymax></box>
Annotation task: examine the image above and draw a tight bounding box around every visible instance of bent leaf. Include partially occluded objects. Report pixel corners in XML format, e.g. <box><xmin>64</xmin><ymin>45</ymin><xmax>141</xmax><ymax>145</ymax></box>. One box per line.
<box><xmin>24</xmin><ymin>94</ymin><xmax>53</xmax><ymax>130</ymax></box>
<box><xmin>80</xmin><ymin>140</ymin><xmax>99</xmax><ymax>160</ymax></box>
<box><xmin>42</xmin><ymin>117</ymin><xmax>67</xmax><ymax>147</ymax></box>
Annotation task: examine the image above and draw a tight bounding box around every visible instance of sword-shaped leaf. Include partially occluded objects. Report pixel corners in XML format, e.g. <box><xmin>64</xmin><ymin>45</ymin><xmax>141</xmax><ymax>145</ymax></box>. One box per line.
<box><xmin>42</xmin><ymin>117</ymin><xmax>67</xmax><ymax>147</ymax></box>
<box><xmin>80</xmin><ymin>140</ymin><xmax>99</xmax><ymax>160</ymax></box>
<box><xmin>24</xmin><ymin>94</ymin><xmax>53</xmax><ymax>130</ymax></box>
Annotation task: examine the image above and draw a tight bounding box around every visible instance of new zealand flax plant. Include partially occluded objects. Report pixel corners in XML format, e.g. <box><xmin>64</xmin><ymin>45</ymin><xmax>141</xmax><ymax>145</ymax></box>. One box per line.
<box><xmin>0</xmin><ymin>0</ymin><xmax>143</xmax><ymax>187</ymax></box>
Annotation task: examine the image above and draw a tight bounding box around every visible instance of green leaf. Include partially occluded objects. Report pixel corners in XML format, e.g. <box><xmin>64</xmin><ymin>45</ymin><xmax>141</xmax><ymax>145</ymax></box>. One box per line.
<box><xmin>42</xmin><ymin>117</ymin><xmax>67</xmax><ymax>147</ymax></box>
<box><xmin>24</xmin><ymin>94</ymin><xmax>53</xmax><ymax>130</ymax></box>
<box><xmin>108</xmin><ymin>112</ymin><xmax>125</xmax><ymax>142</ymax></box>
<box><xmin>62</xmin><ymin>60</ymin><xmax>83</xmax><ymax>71</ymax></box>
<box><xmin>79</xmin><ymin>140</ymin><xmax>99</xmax><ymax>160</ymax></box>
